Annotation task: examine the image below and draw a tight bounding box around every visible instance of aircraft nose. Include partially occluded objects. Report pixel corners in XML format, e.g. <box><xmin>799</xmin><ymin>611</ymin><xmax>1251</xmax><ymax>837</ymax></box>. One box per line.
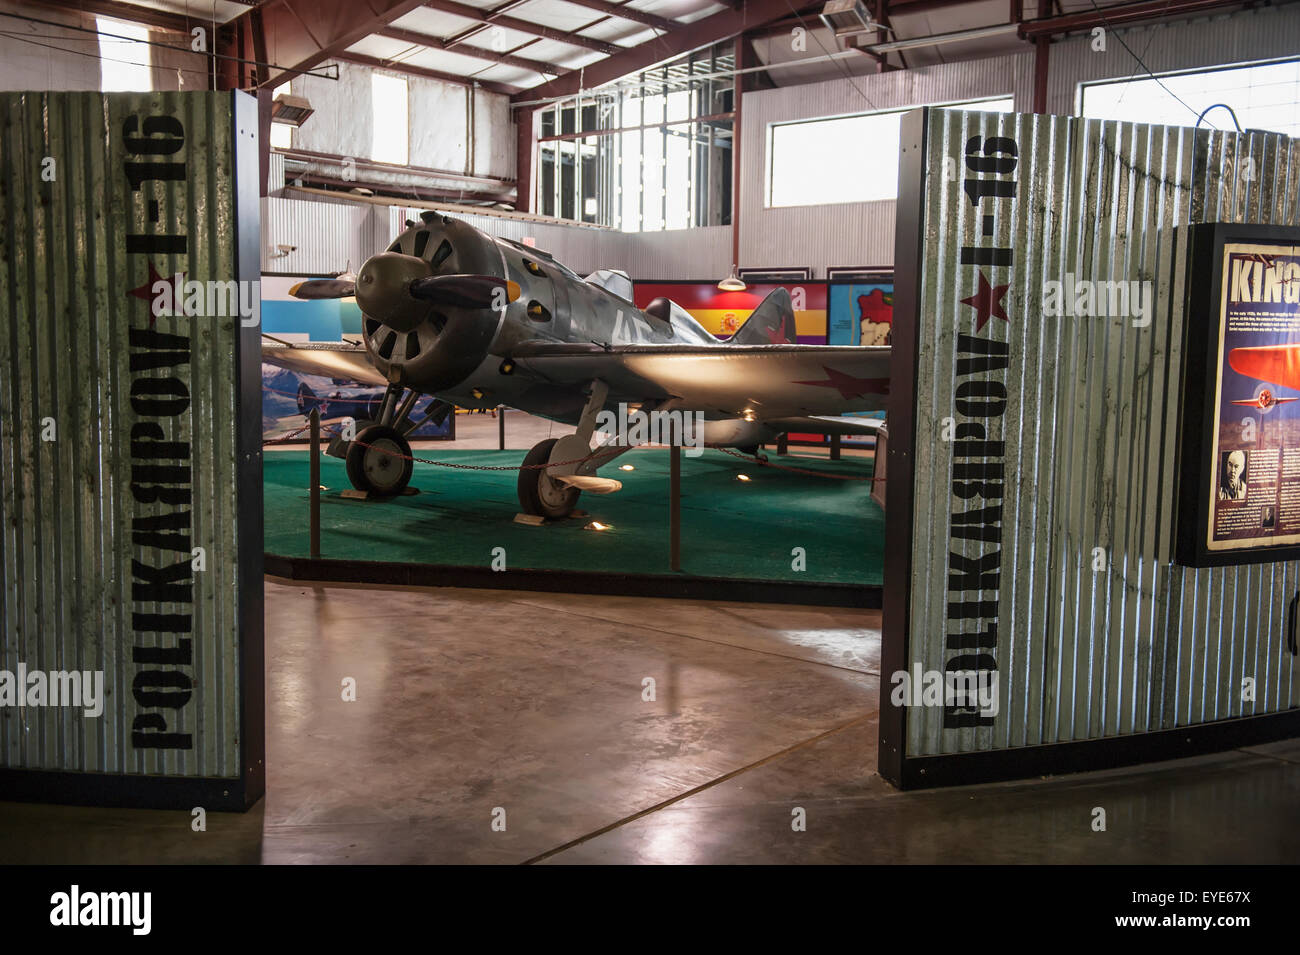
<box><xmin>354</xmin><ymin>252</ymin><xmax>431</xmax><ymax>333</ymax></box>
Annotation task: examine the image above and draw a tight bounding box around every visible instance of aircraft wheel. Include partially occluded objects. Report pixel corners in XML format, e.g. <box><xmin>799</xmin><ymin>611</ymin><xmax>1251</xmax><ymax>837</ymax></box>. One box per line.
<box><xmin>345</xmin><ymin>424</ymin><xmax>414</xmax><ymax>497</ymax></box>
<box><xmin>518</xmin><ymin>437</ymin><xmax>580</xmax><ymax>518</ymax></box>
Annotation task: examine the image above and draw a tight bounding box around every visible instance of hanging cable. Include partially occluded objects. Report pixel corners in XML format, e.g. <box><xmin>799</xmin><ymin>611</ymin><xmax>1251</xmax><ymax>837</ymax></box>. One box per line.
<box><xmin>1195</xmin><ymin>102</ymin><xmax>1242</xmax><ymax>131</ymax></box>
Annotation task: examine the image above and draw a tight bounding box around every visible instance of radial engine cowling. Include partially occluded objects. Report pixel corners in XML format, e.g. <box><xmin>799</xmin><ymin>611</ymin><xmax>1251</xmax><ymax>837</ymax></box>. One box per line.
<box><xmin>358</xmin><ymin>217</ymin><xmax>510</xmax><ymax>394</ymax></box>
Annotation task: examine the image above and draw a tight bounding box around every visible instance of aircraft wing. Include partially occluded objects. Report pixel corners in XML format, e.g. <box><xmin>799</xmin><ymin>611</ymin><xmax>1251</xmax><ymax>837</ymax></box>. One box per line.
<box><xmin>509</xmin><ymin>342</ymin><xmax>891</xmax><ymax>418</ymax></box>
<box><xmin>262</xmin><ymin>341</ymin><xmax>388</xmax><ymax>386</ymax></box>
<box><xmin>764</xmin><ymin>415</ymin><xmax>885</xmax><ymax>436</ymax></box>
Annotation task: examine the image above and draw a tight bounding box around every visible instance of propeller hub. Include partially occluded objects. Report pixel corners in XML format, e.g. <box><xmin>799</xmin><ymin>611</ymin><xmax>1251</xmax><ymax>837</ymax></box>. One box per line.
<box><xmin>354</xmin><ymin>252</ymin><xmax>432</xmax><ymax>333</ymax></box>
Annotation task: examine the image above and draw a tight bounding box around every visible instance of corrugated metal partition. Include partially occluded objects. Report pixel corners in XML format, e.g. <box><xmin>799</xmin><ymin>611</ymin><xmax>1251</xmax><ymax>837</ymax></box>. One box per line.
<box><xmin>883</xmin><ymin>106</ymin><xmax>1300</xmax><ymax>786</ymax></box>
<box><xmin>0</xmin><ymin>91</ymin><xmax>263</xmax><ymax>809</ymax></box>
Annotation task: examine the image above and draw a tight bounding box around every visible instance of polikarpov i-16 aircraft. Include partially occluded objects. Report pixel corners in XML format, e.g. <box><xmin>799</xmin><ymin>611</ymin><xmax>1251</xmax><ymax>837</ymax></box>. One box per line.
<box><xmin>262</xmin><ymin>212</ymin><xmax>891</xmax><ymax>518</ymax></box>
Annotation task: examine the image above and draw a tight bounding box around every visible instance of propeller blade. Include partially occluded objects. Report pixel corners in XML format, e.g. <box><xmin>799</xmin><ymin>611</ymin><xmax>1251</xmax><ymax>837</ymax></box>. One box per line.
<box><xmin>408</xmin><ymin>274</ymin><xmax>519</xmax><ymax>309</ymax></box>
<box><xmin>289</xmin><ymin>278</ymin><xmax>357</xmax><ymax>300</ymax></box>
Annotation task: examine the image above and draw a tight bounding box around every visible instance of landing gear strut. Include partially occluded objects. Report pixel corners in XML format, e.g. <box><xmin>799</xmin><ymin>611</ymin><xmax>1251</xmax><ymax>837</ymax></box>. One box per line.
<box><xmin>346</xmin><ymin>424</ymin><xmax>413</xmax><ymax>496</ymax></box>
<box><xmin>342</xmin><ymin>381</ymin><xmax>451</xmax><ymax>497</ymax></box>
<box><xmin>517</xmin><ymin>437</ymin><xmax>579</xmax><ymax>518</ymax></box>
<box><xmin>517</xmin><ymin>379</ymin><xmax>632</xmax><ymax>518</ymax></box>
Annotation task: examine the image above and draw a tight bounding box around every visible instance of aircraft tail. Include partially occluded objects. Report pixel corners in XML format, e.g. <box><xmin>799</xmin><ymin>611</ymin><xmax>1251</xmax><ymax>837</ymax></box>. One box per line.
<box><xmin>729</xmin><ymin>288</ymin><xmax>797</xmax><ymax>345</ymax></box>
<box><xmin>296</xmin><ymin>381</ymin><xmax>321</xmax><ymax>416</ymax></box>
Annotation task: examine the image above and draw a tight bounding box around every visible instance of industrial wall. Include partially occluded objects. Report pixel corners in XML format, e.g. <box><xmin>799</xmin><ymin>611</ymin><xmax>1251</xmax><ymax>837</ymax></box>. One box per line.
<box><xmin>288</xmin><ymin>59</ymin><xmax>514</xmax><ymax>190</ymax></box>
<box><xmin>884</xmin><ymin>106</ymin><xmax>1300</xmax><ymax>783</ymax></box>
<box><xmin>382</xmin><ymin>207</ymin><xmax>730</xmax><ymax>281</ymax></box>
<box><xmin>0</xmin><ymin>1</ymin><xmax>206</xmax><ymax>93</ymax></box>
<box><xmin>258</xmin><ymin>191</ymin><xmax>731</xmax><ymax>281</ymax></box>
<box><xmin>263</xmin><ymin>196</ymin><xmax>371</xmax><ymax>278</ymax></box>
<box><xmin>0</xmin><ymin>91</ymin><xmax>263</xmax><ymax>809</ymax></box>
<box><xmin>738</xmin><ymin>3</ymin><xmax>1300</xmax><ymax>278</ymax></box>
<box><xmin>739</xmin><ymin>54</ymin><xmax>1032</xmax><ymax>277</ymax></box>
<box><xmin>251</xmin><ymin>3</ymin><xmax>1300</xmax><ymax>284</ymax></box>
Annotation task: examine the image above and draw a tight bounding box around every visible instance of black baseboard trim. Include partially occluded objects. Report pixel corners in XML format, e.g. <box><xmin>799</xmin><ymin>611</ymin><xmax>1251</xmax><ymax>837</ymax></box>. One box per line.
<box><xmin>0</xmin><ymin>768</ymin><xmax>259</xmax><ymax>812</ymax></box>
<box><xmin>264</xmin><ymin>553</ymin><xmax>880</xmax><ymax>609</ymax></box>
<box><xmin>891</xmin><ymin>708</ymin><xmax>1300</xmax><ymax>789</ymax></box>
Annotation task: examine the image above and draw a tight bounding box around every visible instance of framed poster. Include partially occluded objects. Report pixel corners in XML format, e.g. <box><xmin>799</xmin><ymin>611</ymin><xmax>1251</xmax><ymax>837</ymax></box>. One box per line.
<box><xmin>827</xmin><ymin>277</ymin><xmax>893</xmax><ymax>346</ymax></box>
<box><xmin>1178</xmin><ymin>223</ymin><xmax>1300</xmax><ymax>566</ymax></box>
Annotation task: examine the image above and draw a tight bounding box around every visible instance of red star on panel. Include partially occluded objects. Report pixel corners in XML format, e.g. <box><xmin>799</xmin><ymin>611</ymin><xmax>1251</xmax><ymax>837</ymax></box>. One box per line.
<box><xmin>960</xmin><ymin>271</ymin><xmax>1010</xmax><ymax>332</ymax></box>
<box><xmin>766</xmin><ymin>322</ymin><xmax>791</xmax><ymax>345</ymax></box>
<box><xmin>126</xmin><ymin>262</ymin><xmax>184</xmax><ymax>326</ymax></box>
<box><xmin>794</xmin><ymin>365</ymin><xmax>890</xmax><ymax>400</ymax></box>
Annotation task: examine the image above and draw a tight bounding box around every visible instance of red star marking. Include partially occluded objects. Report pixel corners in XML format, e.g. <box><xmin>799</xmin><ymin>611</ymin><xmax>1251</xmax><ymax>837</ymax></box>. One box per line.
<box><xmin>765</xmin><ymin>322</ymin><xmax>791</xmax><ymax>345</ymax></box>
<box><xmin>126</xmin><ymin>262</ymin><xmax>185</xmax><ymax>325</ymax></box>
<box><xmin>795</xmin><ymin>365</ymin><xmax>890</xmax><ymax>400</ymax></box>
<box><xmin>960</xmin><ymin>271</ymin><xmax>1010</xmax><ymax>332</ymax></box>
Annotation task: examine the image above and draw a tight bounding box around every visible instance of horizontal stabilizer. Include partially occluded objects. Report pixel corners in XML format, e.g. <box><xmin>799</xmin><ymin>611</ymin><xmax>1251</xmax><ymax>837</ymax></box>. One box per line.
<box><xmin>290</xmin><ymin>278</ymin><xmax>356</xmax><ymax>300</ymax></box>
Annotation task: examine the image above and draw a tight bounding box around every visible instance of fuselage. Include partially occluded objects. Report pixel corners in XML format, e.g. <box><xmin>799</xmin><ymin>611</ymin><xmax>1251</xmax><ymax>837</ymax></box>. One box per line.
<box><xmin>359</xmin><ymin>212</ymin><xmax>760</xmax><ymax>437</ymax></box>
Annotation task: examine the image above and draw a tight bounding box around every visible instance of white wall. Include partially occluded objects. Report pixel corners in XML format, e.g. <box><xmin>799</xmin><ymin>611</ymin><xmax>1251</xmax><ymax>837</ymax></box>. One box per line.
<box><xmin>0</xmin><ymin>1</ymin><xmax>202</xmax><ymax>92</ymax></box>
<box><xmin>267</xmin><ymin>2</ymin><xmax>1300</xmax><ymax>279</ymax></box>
<box><xmin>737</xmin><ymin>3</ymin><xmax>1300</xmax><ymax>276</ymax></box>
<box><xmin>290</xmin><ymin>60</ymin><xmax>513</xmax><ymax>182</ymax></box>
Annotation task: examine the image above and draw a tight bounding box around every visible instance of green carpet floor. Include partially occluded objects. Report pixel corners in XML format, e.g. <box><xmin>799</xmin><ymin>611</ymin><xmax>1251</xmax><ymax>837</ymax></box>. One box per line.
<box><xmin>264</xmin><ymin>448</ymin><xmax>883</xmax><ymax>586</ymax></box>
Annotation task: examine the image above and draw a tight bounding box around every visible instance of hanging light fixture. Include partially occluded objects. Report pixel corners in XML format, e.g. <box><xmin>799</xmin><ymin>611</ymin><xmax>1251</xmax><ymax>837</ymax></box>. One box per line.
<box><xmin>717</xmin><ymin>264</ymin><xmax>746</xmax><ymax>291</ymax></box>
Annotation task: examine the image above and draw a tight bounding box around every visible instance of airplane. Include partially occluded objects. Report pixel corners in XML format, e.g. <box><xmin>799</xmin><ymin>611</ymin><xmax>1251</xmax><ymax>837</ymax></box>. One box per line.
<box><xmin>1228</xmin><ymin>344</ymin><xmax>1300</xmax><ymax>409</ymax></box>
<box><xmin>262</xmin><ymin>211</ymin><xmax>891</xmax><ymax>518</ymax></box>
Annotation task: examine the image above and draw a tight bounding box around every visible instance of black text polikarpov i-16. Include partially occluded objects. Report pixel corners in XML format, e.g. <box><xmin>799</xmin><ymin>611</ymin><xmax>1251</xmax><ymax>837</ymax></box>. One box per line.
<box><xmin>262</xmin><ymin>212</ymin><xmax>891</xmax><ymax>518</ymax></box>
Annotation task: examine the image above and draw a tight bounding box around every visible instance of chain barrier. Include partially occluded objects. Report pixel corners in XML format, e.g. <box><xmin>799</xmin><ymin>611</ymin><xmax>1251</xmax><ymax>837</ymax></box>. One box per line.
<box><xmin>265</xmin><ymin>415</ymin><xmax>880</xmax><ymax>481</ymax></box>
<box><xmin>319</xmin><ymin>424</ymin><xmax>602</xmax><ymax>472</ymax></box>
<box><xmin>717</xmin><ymin>446</ymin><xmax>881</xmax><ymax>485</ymax></box>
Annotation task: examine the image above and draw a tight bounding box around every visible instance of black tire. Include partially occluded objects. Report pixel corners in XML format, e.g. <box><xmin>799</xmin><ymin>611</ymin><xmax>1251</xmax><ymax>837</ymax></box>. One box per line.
<box><xmin>517</xmin><ymin>437</ymin><xmax>581</xmax><ymax>518</ymax></box>
<box><xmin>345</xmin><ymin>424</ymin><xmax>414</xmax><ymax>496</ymax></box>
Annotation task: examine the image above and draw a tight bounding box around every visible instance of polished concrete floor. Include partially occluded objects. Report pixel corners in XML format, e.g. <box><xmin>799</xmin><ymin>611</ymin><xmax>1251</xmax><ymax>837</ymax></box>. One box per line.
<box><xmin>1</xmin><ymin>579</ymin><xmax>1297</xmax><ymax>864</ymax></box>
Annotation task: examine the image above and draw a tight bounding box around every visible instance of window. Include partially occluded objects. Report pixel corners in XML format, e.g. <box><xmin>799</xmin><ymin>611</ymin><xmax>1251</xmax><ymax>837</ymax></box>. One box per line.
<box><xmin>97</xmin><ymin>17</ymin><xmax>152</xmax><ymax>92</ymax></box>
<box><xmin>1080</xmin><ymin>60</ymin><xmax>1300</xmax><ymax>136</ymax></box>
<box><xmin>535</xmin><ymin>44</ymin><xmax>736</xmax><ymax>232</ymax></box>
<box><xmin>270</xmin><ymin>81</ymin><xmax>293</xmax><ymax>149</ymax></box>
<box><xmin>371</xmin><ymin>74</ymin><xmax>409</xmax><ymax>165</ymax></box>
<box><xmin>767</xmin><ymin>96</ymin><xmax>1014</xmax><ymax>208</ymax></box>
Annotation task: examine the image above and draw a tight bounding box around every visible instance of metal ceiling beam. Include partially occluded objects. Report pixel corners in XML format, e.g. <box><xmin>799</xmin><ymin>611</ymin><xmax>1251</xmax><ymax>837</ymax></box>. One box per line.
<box><xmin>216</xmin><ymin>0</ymin><xmax>435</xmax><ymax>88</ymax></box>
<box><xmin>513</xmin><ymin>0</ymin><xmax>802</xmax><ymax>103</ymax></box>
<box><xmin>439</xmin><ymin>0</ymin><xmax>533</xmax><ymax>50</ymax></box>
<box><xmin>886</xmin><ymin>0</ymin><xmax>994</xmax><ymax>11</ymax></box>
<box><xmin>377</xmin><ymin>25</ymin><xmax>565</xmax><ymax>75</ymax></box>
<box><xmin>1019</xmin><ymin>0</ymin><xmax>1249</xmax><ymax>37</ymax></box>
<box><xmin>558</xmin><ymin>0</ymin><xmax>677</xmax><ymax>32</ymax></box>
<box><xmin>422</xmin><ymin>0</ymin><xmax>623</xmax><ymax>55</ymax></box>
<box><xmin>335</xmin><ymin>53</ymin><xmax>521</xmax><ymax>94</ymax></box>
<box><xmin>35</xmin><ymin>0</ymin><xmax>197</xmax><ymax>32</ymax></box>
